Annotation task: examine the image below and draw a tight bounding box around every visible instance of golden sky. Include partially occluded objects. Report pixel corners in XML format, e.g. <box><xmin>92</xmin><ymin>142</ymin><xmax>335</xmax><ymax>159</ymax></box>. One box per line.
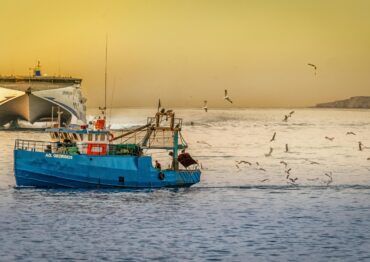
<box><xmin>0</xmin><ymin>0</ymin><xmax>370</xmax><ymax>108</ymax></box>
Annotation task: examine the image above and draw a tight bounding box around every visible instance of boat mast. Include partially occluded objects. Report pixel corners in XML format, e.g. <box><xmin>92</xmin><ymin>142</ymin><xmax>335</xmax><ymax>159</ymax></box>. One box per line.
<box><xmin>104</xmin><ymin>34</ymin><xmax>108</xmax><ymax>118</ymax></box>
<box><xmin>98</xmin><ymin>35</ymin><xmax>108</xmax><ymax>128</ymax></box>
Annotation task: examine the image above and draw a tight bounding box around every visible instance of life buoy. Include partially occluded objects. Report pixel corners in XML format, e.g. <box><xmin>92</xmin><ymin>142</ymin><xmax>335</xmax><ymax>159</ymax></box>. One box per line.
<box><xmin>108</xmin><ymin>133</ymin><xmax>114</xmax><ymax>142</ymax></box>
<box><xmin>158</xmin><ymin>172</ymin><xmax>165</xmax><ymax>180</ymax></box>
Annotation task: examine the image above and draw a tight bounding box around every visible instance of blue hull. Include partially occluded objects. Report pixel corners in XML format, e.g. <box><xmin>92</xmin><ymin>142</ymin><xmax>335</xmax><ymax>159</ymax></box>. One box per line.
<box><xmin>14</xmin><ymin>150</ymin><xmax>201</xmax><ymax>188</ymax></box>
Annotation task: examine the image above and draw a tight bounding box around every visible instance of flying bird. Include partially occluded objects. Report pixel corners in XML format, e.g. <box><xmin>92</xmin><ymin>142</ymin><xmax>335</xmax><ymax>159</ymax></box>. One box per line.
<box><xmin>258</xmin><ymin>167</ymin><xmax>266</xmax><ymax>172</ymax></box>
<box><xmin>223</xmin><ymin>89</ymin><xmax>233</xmax><ymax>104</ymax></box>
<box><xmin>324</xmin><ymin>172</ymin><xmax>332</xmax><ymax>180</ymax></box>
<box><xmin>283</xmin><ymin>115</ymin><xmax>289</xmax><ymax>122</ymax></box>
<box><xmin>237</xmin><ymin>160</ymin><xmax>252</xmax><ymax>166</ymax></box>
<box><xmin>325</xmin><ymin>136</ymin><xmax>335</xmax><ymax>141</ymax></box>
<box><xmin>307</xmin><ymin>178</ymin><xmax>319</xmax><ymax>181</ymax></box>
<box><xmin>289</xmin><ymin>111</ymin><xmax>295</xmax><ymax>117</ymax></box>
<box><xmin>346</xmin><ymin>132</ymin><xmax>356</xmax><ymax>135</ymax></box>
<box><xmin>289</xmin><ymin>177</ymin><xmax>298</xmax><ymax>183</ymax></box>
<box><xmin>270</xmin><ymin>132</ymin><xmax>277</xmax><ymax>142</ymax></box>
<box><xmin>324</xmin><ymin>172</ymin><xmax>333</xmax><ymax>186</ymax></box>
<box><xmin>280</xmin><ymin>161</ymin><xmax>288</xmax><ymax>168</ymax></box>
<box><xmin>307</xmin><ymin>63</ymin><xmax>317</xmax><ymax>75</ymax></box>
<box><xmin>309</xmin><ymin>161</ymin><xmax>320</xmax><ymax>165</ymax></box>
<box><xmin>202</xmin><ymin>100</ymin><xmax>208</xmax><ymax>112</ymax></box>
<box><xmin>260</xmin><ymin>179</ymin><xmax>269</xmax><ymax>182</ymax></box>
<box><xmin>196</xmin><ymin>141</ymin><xmax>212</xmax><ymax>147</ymax></box>
<box><xmin>265</xmin><ymin>147</ymin><xmax>273</xmax><ymax>157</ymax></box>
<box><xmin>285</xmin><ymin>168</ymin><xmax>292</xmax><ymax>178</ymax></box>
<box><xmin>359</xmin><ymin>142</ymin><xmax>363</xmax><ymax>151</ymax></box>
<box><xmin>235</xmin><ymin>164</ymin><xmax>240</xmax><ymax>169</ymax></box>
<box><xmin>285</xmin><ymin>144</ymin><xmax>289</xmax><ymax>153</ymax></box>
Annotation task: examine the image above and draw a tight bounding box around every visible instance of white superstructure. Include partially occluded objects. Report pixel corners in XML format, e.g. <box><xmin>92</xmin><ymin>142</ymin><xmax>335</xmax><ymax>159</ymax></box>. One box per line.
<box><xmin>0</xmin><ymin>62</ymin><xmax>86</xmax><ymax>127</ymax></box>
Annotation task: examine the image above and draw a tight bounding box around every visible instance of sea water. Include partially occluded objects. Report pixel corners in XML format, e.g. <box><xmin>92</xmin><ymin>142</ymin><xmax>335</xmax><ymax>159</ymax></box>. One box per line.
<box><xmin>0</xmin><ymin>108</ymin><xmax>370</xmax><ymax>261</ymax></box>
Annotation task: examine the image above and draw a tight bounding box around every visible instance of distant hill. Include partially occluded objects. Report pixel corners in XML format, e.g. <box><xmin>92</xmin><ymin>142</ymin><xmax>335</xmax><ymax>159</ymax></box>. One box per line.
<box><xmin>316</xmin><ymin>96</ymin><xmax>370</xmax><ymax>109</ymax></box>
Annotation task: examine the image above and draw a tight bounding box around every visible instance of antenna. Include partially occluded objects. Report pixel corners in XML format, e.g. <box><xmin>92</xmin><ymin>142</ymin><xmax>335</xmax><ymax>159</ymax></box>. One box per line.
<box><xmin>99</xmin><ymin>34</ymin><xmax>108</xmax><ymax>122</ymax></box>
<box><xmin>108</xmin><ymin>76</ymin><xmax>116</xmax><ymax>128</ymax></box>
<box><xmin>104</xmin><ymin>34</ymin><xmax>108</xmax><ymax>116</ymax></box>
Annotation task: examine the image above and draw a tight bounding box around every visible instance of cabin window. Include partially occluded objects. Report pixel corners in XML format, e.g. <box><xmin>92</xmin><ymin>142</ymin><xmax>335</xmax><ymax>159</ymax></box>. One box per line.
<box><xmin>95</xmin><ymin>134</ymin><xmax>99</xmax><ymax>141</ymax></box>
<box><xmin>88</xmin><ymin>134</ymin><xmax>93</xmax><ymax>141</ymax></box>
<box><xmin>100</xmin><ymin>134</ymin><xmax>105</xmax><ymax>141</ymax></box>
<box><xmin>91</xmin><ymin>146</ymin><xmax>103</xmax><ymax>153</ymax></box>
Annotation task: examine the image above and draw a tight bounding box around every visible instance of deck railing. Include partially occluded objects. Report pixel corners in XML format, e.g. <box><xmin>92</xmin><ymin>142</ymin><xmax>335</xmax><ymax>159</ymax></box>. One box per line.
<box><xmin>15</xmin><ymin>139</ymin><xmax>58</xmax><ymax>153</ymax></box>
<box><xmin>14</xmin><ymin>139</ymin><xmax>142</xmax><ymax>156</ymax></box>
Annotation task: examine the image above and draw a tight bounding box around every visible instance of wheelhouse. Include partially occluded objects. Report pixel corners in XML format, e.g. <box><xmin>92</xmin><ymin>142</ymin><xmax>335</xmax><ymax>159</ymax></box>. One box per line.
<box><xmin>47</xmin><ymin>128</ymin><xmax>110</xmax><ymax>155</ymax></box>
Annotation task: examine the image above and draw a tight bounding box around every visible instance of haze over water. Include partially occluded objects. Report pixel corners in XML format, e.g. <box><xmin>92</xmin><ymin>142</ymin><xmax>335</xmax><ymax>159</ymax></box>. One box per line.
<box><xmin>1</xmin><ymin>108</ymin><xmax>370</xmax><ymax>261</ymax></box>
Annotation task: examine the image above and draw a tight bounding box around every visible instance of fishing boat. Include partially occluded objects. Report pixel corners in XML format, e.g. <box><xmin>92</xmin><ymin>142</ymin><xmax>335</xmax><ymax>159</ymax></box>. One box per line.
<box><xmin>13</xmin><ymin>110</ymin><xmax>201</xmax><ymax>188</ymax></box>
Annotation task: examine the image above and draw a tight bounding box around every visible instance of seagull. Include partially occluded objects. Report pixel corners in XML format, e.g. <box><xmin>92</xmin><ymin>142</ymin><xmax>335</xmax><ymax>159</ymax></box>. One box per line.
<box><xmin>309</xmin><ymin>161</ymin><xmax>320</xmax><ymax>165</ymax></box>
<box><xmin>265</xmin><ymin>147</ymin><xmax>273</xmax><ymax>157</ymax></box>
<box><xmin>346</xmin><ymin>132</ymin><xmax>356</xmax><ymax>135</ymax></box>
<box><xmin>324</xmin><ymin>172</ymin><xmax>332</xmax><ymax>180</ymax></box>
<box><xmin>324</xmin><ymin>172</ymin><xmax>333</xmax><ymax>186</ymax></box>
<box><xmin>256</xmin><ymin>162</ymin><xmax>260</xmax><ymax>166</ymax></box>
<box><xmin>280</xmin><ymin>161</ymin><xmax>288</xmax><ymax>168</ymax></box>
<box><xmin>359</xmin><ymin>142</ymin><xmax>363</xmax><ymax>151</ymax></box>
<box><xmin>283</xmin><ymin>115</ymin><xmax>289</xmax><ymax>122</ymax></box>
<box><xmin>270</xmin><ymin>132</ymin><xmax>276</xmax><ymax>142</ymax></box>
<box><xmin>285</xmin><ymin>144</ymin><xmax>289</xmax><ymax>153</ymax></box>
<box><xmin>196</xmin><ymin>141</ymin><xmax>212</xmax><ymax>146</ymax></box>
<box><xmin>289</xmin><ymin>111</ymin><xmax>295</xmax><ymax>117</ymax></box>
<box><xmin>202</xmin><ymin>100</ymin><xmax>208</xmax><ymax>112</ymax></box>
<box><xmin>235</xmin><ymin>164</ymin><xmax>240</xmax><ymax>169</ymax></box>
<box><xmin>260</xmin><ymin>179</ymin><xmax>269</xmax><ymax>182</ymax></box>
<box><xmin>258</xmin><ymin>167</ymin><xmax>266</xmax><ymax>172</ymax></box>
<box><xmin>307</xmin><ymin>178</ymin><xmax>319</xmax><ymax>181</ymax></box>
<box><xmin>237</xmin><ymin>160</ymin><xmax>252</xmax><ymax>166</ymax></box>
<box><xmin>285</xmin><ymin>168</ymin><xmax>292</xmax><ymax>178</ymax></box>
<box><xmin>289</xmin><ymin>177</ymin><xmax>298</xmax><ymax>183</ymax></box>
<box><xmin>325</xmin><ymin>136</ymin><xmax>335</xmax><ymax>141</ymax></box>
<box><xmin>307</xmin><ymin>63</ymin><xmax>317</xmax><ymax>75</ymax></box>
<box><xmin>223</xmin><ymin>89</ymin><xmax>233</xmax><ymax>104</ymax></box>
